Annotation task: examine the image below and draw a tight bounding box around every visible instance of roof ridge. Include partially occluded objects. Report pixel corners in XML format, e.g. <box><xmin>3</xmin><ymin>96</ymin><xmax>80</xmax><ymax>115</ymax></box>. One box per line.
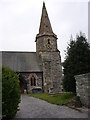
<box><xmin>2</xmin><ymin>51</ymin><xmax>36</xmax><ymax>53</ymax></box>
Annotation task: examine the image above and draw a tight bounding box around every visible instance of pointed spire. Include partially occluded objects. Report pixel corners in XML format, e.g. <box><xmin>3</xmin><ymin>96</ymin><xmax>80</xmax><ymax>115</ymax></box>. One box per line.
<box><xmin>39</xmin><ymin>2</ymin><xmax>53</xmax><ymax>34</ymax></box>
<box><xmin>43</xmin><ymin>1</ymin><xmax>45</xmax><ymax>8</ymax></box>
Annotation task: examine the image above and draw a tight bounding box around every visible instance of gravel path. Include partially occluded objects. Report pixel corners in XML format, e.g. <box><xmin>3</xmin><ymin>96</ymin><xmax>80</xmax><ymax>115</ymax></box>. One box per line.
<box><xmin>15</xmin><ymin>94</ymin><xmax>88</xmax><ymax>118</ymax></box>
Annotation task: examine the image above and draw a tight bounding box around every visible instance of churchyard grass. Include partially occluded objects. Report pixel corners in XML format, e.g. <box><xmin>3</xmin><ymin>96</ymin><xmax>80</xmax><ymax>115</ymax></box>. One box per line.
<box><xmin>29</xmin><ymin>92</ymin><xmax>75</xmax><ymax>105</ymax></box>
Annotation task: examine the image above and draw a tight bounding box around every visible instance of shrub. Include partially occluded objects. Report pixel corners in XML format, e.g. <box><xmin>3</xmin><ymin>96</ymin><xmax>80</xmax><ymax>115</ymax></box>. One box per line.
<box><xmin>2</xmin><ymin>66</ymin><xmax>20</xmax><ymax>119</ymax></box>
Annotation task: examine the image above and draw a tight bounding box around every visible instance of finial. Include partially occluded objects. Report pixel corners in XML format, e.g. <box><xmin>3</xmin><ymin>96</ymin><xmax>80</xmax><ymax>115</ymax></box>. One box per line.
<box><xmin>43</xmin><ymin>1</ymin><xmax>45</xmax><ymax>8</ymax></box>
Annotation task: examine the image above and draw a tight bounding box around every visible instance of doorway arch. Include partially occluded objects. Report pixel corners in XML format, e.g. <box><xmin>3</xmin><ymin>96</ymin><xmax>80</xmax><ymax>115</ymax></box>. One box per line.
<box><xmin>19</xmin><ymin>74</ymin><xmax>27</xmax><ymax>93</ymax></box>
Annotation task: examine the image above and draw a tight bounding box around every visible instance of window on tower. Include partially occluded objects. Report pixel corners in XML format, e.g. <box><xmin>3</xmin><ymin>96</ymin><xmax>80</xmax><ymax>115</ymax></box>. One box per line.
<box><xmin>48</xmin><ymin>39</ymin><xmax>50</xmax><ymax>45</ymax></box>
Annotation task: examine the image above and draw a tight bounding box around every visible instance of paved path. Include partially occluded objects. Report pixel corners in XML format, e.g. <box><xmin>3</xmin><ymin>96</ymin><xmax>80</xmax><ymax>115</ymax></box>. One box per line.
<box><xmin>15</xmin><ymin>94</ymin><xmax>88</xmax><ymax>118</ymax></box>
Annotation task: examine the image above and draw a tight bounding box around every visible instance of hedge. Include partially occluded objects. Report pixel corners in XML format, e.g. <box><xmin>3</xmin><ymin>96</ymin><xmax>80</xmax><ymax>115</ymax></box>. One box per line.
<box><xmin>2</xmin><ymin>66</ymin><xmax>20</xmax><ymax>119</ymax></box>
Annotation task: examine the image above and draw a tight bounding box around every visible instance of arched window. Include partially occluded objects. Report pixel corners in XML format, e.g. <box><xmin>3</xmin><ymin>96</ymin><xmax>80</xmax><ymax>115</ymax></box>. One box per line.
<box><xmin>31</xmin><ymin>78</ymin><xmax>33</xmax><ymax>86</ymax></box>
<box><xmin>34</xmin><ymin>78</ymin><xmax>36</xmax><ymax>86</ymax></box>
<box><xmin>31</xmin><ymin>76</ymin><xmax>36</xmax><ymax>86</ymax></box>
<box><xmin>48</xmin><ymin>39</ymin><xmax>50</xmax><ymax>45</ymax></box>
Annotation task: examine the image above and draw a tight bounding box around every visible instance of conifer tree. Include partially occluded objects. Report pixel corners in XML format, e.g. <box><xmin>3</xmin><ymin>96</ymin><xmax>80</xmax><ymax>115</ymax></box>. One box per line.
<box><xmin>63</xmin><ymin>32</ymin><xmax>90</xmax><ymax>93</ymax></box>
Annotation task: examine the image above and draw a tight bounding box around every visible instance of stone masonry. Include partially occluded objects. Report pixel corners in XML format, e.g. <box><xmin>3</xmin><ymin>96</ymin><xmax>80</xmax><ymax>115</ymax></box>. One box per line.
<box><xmin>19</xmin><ymin>72</ymin><xmax>43</xmax><ymax>93</ymax></box>
<box><xmin>40</xmin><ymin>52</ymin><xmax>62</xmax><ymax>92</ymax></box>
<box><xmin>75</xmin><ymin>73</ymin><xmax>90</xmax><ymax>107</ymax></box>
<box><xmin>36</xmin><ymin>2</ymin><xmax>62</xmax><ymax>93</ymax></box>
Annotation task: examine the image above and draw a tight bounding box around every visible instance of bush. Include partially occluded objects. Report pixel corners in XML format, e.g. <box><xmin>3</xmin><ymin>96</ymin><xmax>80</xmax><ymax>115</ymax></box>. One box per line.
<box><xmin>2</xmin><ymin>66</ymin><xmax>20</xmax><ymax>119</ymax></box>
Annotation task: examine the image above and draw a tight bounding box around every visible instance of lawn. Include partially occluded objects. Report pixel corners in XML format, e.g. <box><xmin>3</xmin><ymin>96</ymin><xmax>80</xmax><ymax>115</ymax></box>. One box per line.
<box><xmin>30</xmin><ymin>92</ymin><xmax>76</xmax><ymax>105</ymax></box>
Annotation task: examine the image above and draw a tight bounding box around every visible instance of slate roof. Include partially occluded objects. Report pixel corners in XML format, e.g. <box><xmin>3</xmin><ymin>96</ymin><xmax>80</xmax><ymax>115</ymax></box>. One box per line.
<box><xmin>2</xmin><ymin>51</ymin><xmax>42</xmax><ymax>72</ymax></box>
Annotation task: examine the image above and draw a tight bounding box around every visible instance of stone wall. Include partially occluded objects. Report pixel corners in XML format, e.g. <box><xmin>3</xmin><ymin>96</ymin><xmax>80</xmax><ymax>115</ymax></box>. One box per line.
<box><xmin>36</xmin><ymin>35</ymin><xmax>57</xmax><ymax>52</ymax></box>
<box><xmin>20</xmin><ymin>72</ymin><xmax>43</xmax><ymax>93</ymax></box>
<box><xmin>40</xmin><ymin>51</ymin><xmax>62</xmax><ymax>93</ymax></box>
<box><xmin>75</xmin><ymin>73</ymin><xmax>90</xmax><ymax>107</ymax></box>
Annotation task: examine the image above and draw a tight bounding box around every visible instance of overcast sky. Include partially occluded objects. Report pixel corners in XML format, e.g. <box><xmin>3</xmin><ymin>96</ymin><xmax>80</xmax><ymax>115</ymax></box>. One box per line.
<box><xmin>0</xmin><ymin>0</ymin><xmax>89</xmax><ymax>62</ymax></box>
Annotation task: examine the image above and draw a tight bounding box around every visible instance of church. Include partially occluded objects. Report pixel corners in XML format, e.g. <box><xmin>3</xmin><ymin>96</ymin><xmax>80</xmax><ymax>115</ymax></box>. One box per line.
<box><xmin>2</xmin><ymin>2</ymin><xmax>62</xmax><ymax>93</ymax></box>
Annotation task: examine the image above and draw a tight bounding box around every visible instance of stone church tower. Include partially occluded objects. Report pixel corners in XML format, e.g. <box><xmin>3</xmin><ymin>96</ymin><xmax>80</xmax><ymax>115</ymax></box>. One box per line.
<box><xmin>36</xmin><ymin>2</ymin><xmax>62</xmax><ymax>93</ymax></box>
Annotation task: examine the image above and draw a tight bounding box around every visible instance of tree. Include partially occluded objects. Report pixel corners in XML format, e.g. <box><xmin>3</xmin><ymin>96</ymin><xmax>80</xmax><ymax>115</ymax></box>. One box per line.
<box><xmin>63</xmin><ymin>32</ymin><xmax>90</xmax><ymax>93</ymax></box>
<box><xmin>2</xmin><ymin>66</ymin><xmax>20</xmax><ymax>119</ymax></box>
